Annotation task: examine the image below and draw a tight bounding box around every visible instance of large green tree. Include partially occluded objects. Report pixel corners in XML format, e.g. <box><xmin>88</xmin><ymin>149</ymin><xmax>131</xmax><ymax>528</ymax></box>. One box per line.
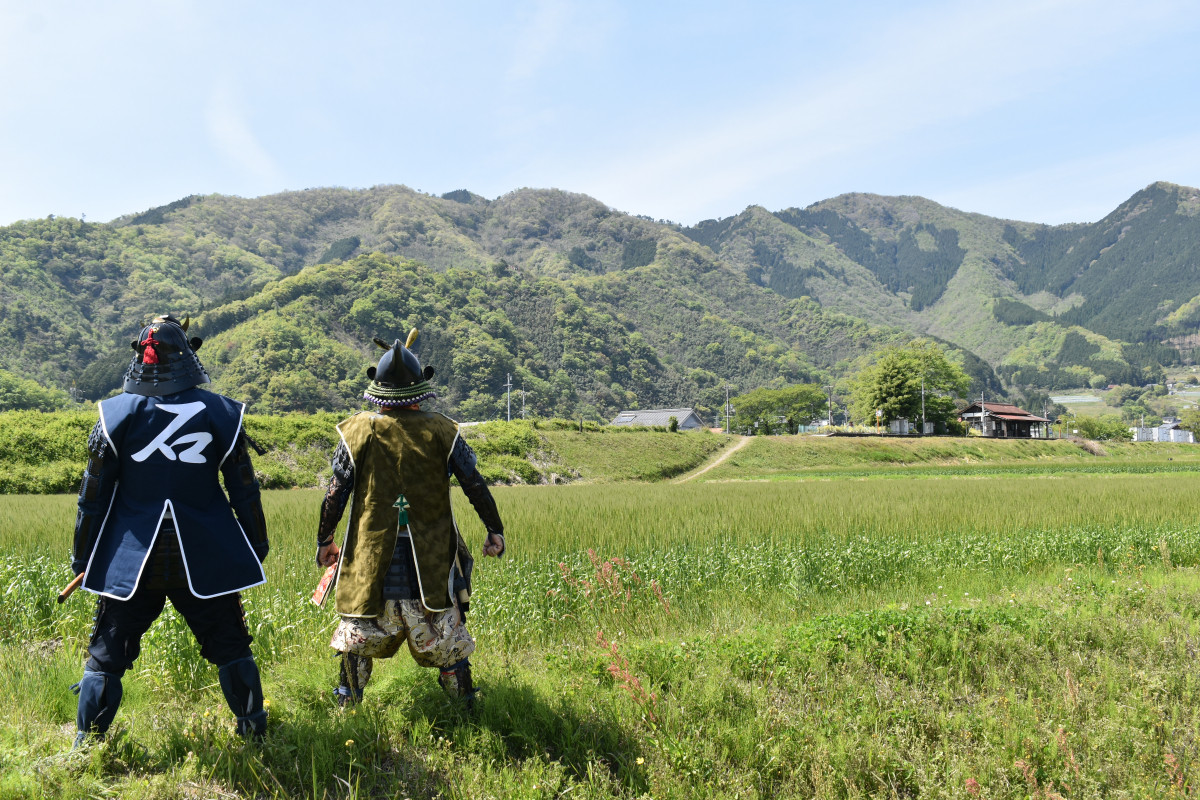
<box><xmin>728</xmin><ymin>384</ymin><xmax>829</xmax><ymax>434</ymax></box>
<box><xmin>850</xmin><ymin>340</ymin><xmax>970</xmax><ymax>428</ymax></box>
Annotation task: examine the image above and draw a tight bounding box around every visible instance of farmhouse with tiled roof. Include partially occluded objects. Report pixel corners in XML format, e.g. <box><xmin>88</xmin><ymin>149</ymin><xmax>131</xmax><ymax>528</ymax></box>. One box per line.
<box><xmin>960</xmin><ymin>401</ymin><xmax>1050</xmax><ymax>439</ymax></box>
<box><xmin>609</xmin><ymin>408</ymin><xmax>704</xmax><ymax>430</ymax></box>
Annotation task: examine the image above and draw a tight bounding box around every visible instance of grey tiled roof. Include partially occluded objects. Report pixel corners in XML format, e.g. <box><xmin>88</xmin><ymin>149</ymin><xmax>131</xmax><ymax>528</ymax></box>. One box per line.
<box><xmin>610</xmin><ymin>408</ymin><xmax>702</xmax><ymax>427</ymax></box>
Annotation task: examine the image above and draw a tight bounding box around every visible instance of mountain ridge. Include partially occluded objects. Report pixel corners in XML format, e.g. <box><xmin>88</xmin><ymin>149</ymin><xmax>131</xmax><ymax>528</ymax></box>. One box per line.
<box><xmin>2</xmin><ymin>181</ymin><xmax>1194</xmax><ymax>417</ymax></box>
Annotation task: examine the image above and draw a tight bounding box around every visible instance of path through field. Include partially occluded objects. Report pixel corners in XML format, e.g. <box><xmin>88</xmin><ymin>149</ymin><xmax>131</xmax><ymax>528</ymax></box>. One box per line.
<box><xmin>674</xmin><ymin>435</ymin><xmax>751</xmax><ymax>483</ymax></box>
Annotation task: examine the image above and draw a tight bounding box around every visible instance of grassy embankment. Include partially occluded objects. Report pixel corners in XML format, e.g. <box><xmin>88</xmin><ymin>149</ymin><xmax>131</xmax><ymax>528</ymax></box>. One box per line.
<box><xmin>695</xmin><ymin>434</ymin><xmax>1200</xmax><ymax>481</ymax></box>
<box><xmin>4</xmin><ymin>409</ymin><xmax>1200</xmax><ymax>493</ymax></box>
<box><xmin>0</xmin><ymin>412</ymin><xmax>730</xmax><ymax>492</ymax></box>
<box><xmin>5</xmin><ymin>427</ymin><xmax>1200</xmax><ymax>795</ymax></box>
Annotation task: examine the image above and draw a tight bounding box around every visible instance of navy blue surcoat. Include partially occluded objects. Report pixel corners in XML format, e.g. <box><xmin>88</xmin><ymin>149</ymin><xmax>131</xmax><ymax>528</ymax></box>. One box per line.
<box><xmin>81</xmin><ymin>388</ymin><xmax>266</xmax><ymax>599</ymax></box>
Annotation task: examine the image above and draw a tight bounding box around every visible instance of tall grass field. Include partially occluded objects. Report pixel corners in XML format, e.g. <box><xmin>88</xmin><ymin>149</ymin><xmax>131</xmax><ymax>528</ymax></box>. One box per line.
<box><xmin>5</xmin><ymin>462</ymin><xmax>1200</xmax><ymax>798</ymax></box>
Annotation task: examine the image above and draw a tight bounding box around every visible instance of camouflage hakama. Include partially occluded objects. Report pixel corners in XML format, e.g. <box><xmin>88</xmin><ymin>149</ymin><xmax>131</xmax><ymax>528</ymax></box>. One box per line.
<box><xmin>330</xmin><ymin>599</ymin><xmax>475</xmax><ymax>669</ymax></box>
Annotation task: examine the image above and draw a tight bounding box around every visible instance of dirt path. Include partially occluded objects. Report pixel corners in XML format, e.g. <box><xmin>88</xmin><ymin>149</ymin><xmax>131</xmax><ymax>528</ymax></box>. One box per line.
<box><xmin>673</xmin><ymin>435</ymin><xmax>752</xmax><ymax>483</ymax></box>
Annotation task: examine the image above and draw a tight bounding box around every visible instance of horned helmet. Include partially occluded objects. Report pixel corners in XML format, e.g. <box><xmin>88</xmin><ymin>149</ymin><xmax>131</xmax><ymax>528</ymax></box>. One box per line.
<box><xmin>363</xmin><ymin>328</ymin><xmax>437</xmax><ymax>407</ymax></box>
<box><xmin>123</xmin><ymin>314</ymin><xmax>209</xmax><ymax>396</ymax></box>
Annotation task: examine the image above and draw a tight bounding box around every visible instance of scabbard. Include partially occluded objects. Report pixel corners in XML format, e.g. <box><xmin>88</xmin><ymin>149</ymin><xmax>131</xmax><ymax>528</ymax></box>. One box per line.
<box><xmin>58</xmin><ymin>572</ymin><xmax>86</xmax><ymax>604</ymax></box>
<box><xmin>312</xmin><ymin>564</ymin><xmax>338</xmax><ymax>607</ymax></box>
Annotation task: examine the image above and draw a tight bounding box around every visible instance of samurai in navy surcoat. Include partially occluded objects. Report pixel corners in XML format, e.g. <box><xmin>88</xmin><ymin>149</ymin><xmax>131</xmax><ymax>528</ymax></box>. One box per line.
<box><xmin>69</xmin><ymin>314</ymin><xmax>270</xmax><ymax>746</ymax></box>
<box><xmin>77</xmin><ymin>388</ymin><xmax>267</xmax><ymax>598</ymax></box>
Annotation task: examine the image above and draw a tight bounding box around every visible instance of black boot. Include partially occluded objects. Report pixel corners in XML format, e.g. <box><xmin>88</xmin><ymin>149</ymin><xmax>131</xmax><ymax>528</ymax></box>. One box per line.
<box><xmin>72</xmin><ymin>669</ymin><xmax>123</xmax><ymax>747</ymax></box>
<box><xmin>334</xmin><ymin>653</ymin><xmax>371</xmax><ymax>707</ymax></box>
<box><xmin>438</xmin><ymin>658</ymin><xmax>476</xmax><ymax>710</ymax></box>
<box><xmin>218</xmin><ymin>657</ymin><xmax>267</xmax><ymax>739</ymax></box>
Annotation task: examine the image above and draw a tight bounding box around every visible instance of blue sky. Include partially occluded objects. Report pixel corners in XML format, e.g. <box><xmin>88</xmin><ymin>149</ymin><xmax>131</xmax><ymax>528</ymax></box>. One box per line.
<box><xmin>2</xmin><ymin>0</ymin><xmax>1199</xmax><ymax>227</ymax></box>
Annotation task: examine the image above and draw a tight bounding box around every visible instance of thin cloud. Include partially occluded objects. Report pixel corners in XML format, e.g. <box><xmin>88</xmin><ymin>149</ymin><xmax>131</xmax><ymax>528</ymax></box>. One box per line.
<box><xmin>936</xmin><ymin>134</ymin><xmax>1200</xmax><ymax>224</ymax></box>
<box><xmin>568</xmin><ymin>0</ymin><xmax>1191</xmax><ymax>223</ymax></box>
<box><xmin>505</xmin><ymin>0</ymin><xmax>570</xmax><ymax>81</ymax></box>
<box><xmin>204</xmin><ymin>82</ymin><xmax>284</xmax><ymax>187</ymax></box>
<box><xmin>503</xmin><ymin>0</ymin><xmax>617</xmax><ymax>83</ymax></box>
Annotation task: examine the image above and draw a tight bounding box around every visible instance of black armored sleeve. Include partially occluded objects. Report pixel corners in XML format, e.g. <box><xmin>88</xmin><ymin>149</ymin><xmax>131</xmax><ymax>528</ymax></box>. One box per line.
<box><xmin>318</xmin><ymin>441</ymin><xmax>354</xmax><ymax>547</ymax></box>
<box><xmin>72</xmin><ymin>421</ymin><xmax>118</xmax><ymax>575</ymax></box>
<box><xmin>222</xmin><ymin>431</ymin><xmax>269</xmax><ymax>563</ymax></box>
<box><xmin>448</xmin><ymin>436</ymin><xmax>504</xmax><ymax>538</ymax></box>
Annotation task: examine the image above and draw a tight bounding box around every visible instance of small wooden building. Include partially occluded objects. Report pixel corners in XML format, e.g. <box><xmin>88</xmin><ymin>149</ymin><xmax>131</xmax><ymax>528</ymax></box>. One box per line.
<box><xmin>610</xmin><ymin>408</ymin><xmax>704</xmax><ymax>430</ymax></box>
<box><xmin>960</xmin><ymin>401</ymin><xmax>1050</xmax><ymax>438</ymax></box>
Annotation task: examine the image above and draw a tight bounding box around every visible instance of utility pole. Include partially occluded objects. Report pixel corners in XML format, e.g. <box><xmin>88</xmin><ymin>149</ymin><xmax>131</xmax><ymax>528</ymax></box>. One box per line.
<box><xmin>824</xmin><ymin>384</ymin><xmax>833</xmax><ymax>426</ymax></box>
<box><xmin>921</xmin><ymin>375</ymin><xmax>926</xmax><ymax>435</ymax></box>
<box><xmin>504</xmin><ymin>373</ymin><xmax>513</xmax><ymax>422</ymax></box>
<box><xmin>720</xmin><ymin>383</ymin><xmax>729</xmax><ymax>434</ymax></box>
<box><xmin>521</xmin><ymin>382</ymin><xmax>526</xmax><ymax>419</ymax></box>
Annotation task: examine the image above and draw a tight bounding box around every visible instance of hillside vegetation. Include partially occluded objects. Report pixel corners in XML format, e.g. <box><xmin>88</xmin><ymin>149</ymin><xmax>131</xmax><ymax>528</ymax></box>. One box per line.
<box><xmin>688</xmin><ymin>182</ymin><xmax>1200</xmax><ymax>388</ymax></box>
<box><xmin>6</xmin><ymin>182</ymin><xmax>1200</xmax><ymax>421</ymax></box>
<box><xmin>0</xmin><ymin>187</ymin><xmax>905</xmax><ymax>421</ymax></box>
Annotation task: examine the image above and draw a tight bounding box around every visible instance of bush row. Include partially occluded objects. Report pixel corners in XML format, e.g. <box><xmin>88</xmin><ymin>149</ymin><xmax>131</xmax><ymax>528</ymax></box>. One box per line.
<box><xmin>0</xmin><ymin>412</ymin><xmax>608</xmax><ymax>493</ymax></box>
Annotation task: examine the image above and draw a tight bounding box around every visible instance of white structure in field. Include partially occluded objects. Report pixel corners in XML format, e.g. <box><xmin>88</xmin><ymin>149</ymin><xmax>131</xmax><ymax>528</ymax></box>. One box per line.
<box><xmin>1131</xmin><ymin>418</ymin><xmax>1195</xmax><ymax>443</ymax></box>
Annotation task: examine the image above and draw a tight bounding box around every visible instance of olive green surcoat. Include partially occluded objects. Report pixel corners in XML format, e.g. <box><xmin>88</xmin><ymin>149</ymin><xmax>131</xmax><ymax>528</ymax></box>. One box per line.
<box><xmin>334</xmin><ymin>409</ymin><xmax>461</xmax><ymax>617</ymax></box>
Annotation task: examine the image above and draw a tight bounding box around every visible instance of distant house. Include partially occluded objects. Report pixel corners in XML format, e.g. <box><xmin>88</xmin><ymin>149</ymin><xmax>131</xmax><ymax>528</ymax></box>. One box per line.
<box><xmin>610</xmin><ymin>408</ymin><xmax>704</xmax><ymax>430</ymax></box>
<box><xmin>960</xmin><ymin>402</ymin><xmax>1050</xmax><ymax>438</ymax></box>
<box><xmin>1131</xmin><ymin>418</ymin><xmax>1195</xmax><ymax>443</ymax></box>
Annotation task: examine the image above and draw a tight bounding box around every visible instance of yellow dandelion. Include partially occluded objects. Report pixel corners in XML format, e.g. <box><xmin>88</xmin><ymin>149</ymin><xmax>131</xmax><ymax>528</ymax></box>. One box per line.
<box><xmin>636</xmin><ymin>756</ymin><xmax>645</xmax><ymax>765</ymax></box>
<box><xmin>263</xmin><ymin>699</ymin><xmax>271</xmax><ymax>708</ymax></box>
<box><xmin>346</xmin><ymin>739</ymin><xmax>355</xmax><ymax>747</ymax></box>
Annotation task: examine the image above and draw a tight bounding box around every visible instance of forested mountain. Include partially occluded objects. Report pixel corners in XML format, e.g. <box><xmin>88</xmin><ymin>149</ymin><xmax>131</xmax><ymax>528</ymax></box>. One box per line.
<box><xmin>191</xmin><ymin>249</ymin><xmax>890</xmax><ymax>419</ymax></box>
<box><xmin>686</xmin><ymin>182</ymin><xmax>1200</xmax><ymax>389</ymax></box>
<box><xmin>2</xmin><ymin>181</ymin><xmax>1196</xmax><ymax>418</ymax></box>
<box><xmin>0</xmin><ymin>187</ymin><xmax>915</xmax><ymax>419</ymax></box>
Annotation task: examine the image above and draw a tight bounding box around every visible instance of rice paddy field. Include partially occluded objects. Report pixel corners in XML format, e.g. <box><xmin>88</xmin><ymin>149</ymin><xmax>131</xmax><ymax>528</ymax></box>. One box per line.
<box><xmin>4</xmin><ymin>435</ymin><xmax>1200</xmax><ymax>798</ymax></box>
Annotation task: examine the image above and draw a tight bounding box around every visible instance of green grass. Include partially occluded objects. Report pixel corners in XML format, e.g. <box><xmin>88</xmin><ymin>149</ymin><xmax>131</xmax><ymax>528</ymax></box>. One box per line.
<box><xmin>696</xmin><ymin>435</ymin><xmax>1200</xmax><ymax>481</ymax></box>
<box><xmin>0</xmin><ymin>413</ymin><xmax>733</xmax><ymax>492</ymax></box>
<box><xmin>7</xmin><ymin>470</ymin><xmax>1200</xmax><ymax>797</ymax></box>
<box><xmin>8</xmin><ymin>409</ymin><xmax>1200</xmax><ymax>494</ymax></box>
<box><xmin>540</xmin><ymin>428</ymin><xmax>729</xmax><ymax>482</ymax></box>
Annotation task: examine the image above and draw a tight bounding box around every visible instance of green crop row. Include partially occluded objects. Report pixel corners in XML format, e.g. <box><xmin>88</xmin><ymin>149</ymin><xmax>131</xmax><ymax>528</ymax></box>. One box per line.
<box><xmin>6</xmin><ymin>476</ymin><xmax>1200</xmax><ymax>797</ymax></box>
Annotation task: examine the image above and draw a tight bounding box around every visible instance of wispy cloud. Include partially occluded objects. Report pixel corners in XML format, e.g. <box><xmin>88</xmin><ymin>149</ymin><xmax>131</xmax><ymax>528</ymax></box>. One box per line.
<box><xmin>937</xmin><ymin>133</ymin><xmax>1200</xmax><ymax>224</ymax></box>
<box><xmin>1</xmin><ymin>0</ymin><xmax>1196</xmax><ymax>225</ymax></box>
<box><xmin>505</xmin><ymin>0</ymin><xmax>571</xmax><ymax>82</ymax></box>
<box><xmin>204</xmin><ymin>82</ymin><xmax>284</xmax><ymax>186</ymax></box>
<box><xmin>568</xmin><ymin>0</ymin><xmax>1192</xmax><ymax>222</ymax></box>
<box><xmin>503</xmin><ymin>0</ymin><xmax>617</xmax><ymax>83</ymax></box>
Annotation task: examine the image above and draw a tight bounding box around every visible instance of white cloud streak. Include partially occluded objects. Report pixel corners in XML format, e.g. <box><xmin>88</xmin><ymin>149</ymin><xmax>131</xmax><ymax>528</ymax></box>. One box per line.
<box><xmin>502</xmin><ymin>0</ymin><xmax>618</xmax><ymax>83</ymax></box>
<box><xmin>567</xmin><ymin>0</ymin><xmax>1193</xmax><ymax>222</ymax></box>
<box><xmin>937</xmin><ymin>133</ymin><xmax>1200</xmax><ymax>224</ymax></box>
<box><xmin>505</xmin><ymin>0</ymin><xmax>572</xmax><ymax>82</ymax></box>
<box><xmin>204</xmin><ymin>82</ymin><xmax>285</xmax><ymax>187</ymax></box>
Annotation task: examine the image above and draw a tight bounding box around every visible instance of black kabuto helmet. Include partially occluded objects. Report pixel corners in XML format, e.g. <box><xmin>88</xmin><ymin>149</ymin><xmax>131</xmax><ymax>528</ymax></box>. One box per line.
<box><xmin>363</xmin><ymin>328</ymin><xmax>437</xmax><ymax>408</ymax></box>
<box><xmin>123</xmin><ymin>314</ymin><xmax>209</xmax><ymax>397</ymax></box>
